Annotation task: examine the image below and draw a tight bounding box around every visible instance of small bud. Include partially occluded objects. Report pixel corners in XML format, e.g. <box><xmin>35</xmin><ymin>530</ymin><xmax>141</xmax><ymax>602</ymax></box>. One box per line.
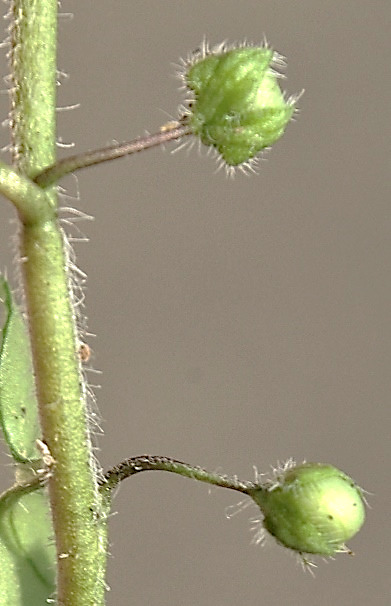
<box><xmin>249</xmin><ymin>462</ymin><xmax>366</xmax><ymax>556</ymax></box>
<box><xmin>180</xmin><ymin>41</ymin><xmax>298</xmax><ymax>171</ymax></box>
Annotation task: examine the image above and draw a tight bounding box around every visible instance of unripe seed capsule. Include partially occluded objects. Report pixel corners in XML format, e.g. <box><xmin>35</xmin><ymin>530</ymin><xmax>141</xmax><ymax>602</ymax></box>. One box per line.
<box><xmin>250</xmin><ymin>463</ymin><xmax>366</xmax><ymax>556</ymax></box>
<box><xmin>182</xmin><ymin>43</ymin><xmax>297</xmax><ymax>167</ymax></box>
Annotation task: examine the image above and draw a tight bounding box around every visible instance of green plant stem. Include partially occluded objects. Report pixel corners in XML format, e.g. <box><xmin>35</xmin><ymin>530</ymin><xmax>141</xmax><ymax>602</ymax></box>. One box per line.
<box><xmin>100</xmin><ymin>455</ymin><xmax>257</xmax><ymax>496</ymax></box>
<box><xmin>9</xmin><ymin>0</ymin><xmax>57</xmax><ymax>177</ymax></box>
<box><xmin>9</xmin><ymin>2</ymin><xmax>107</xmax><ymax>604</ymax></box>
<box><xmin>34</xmin><ymin>123</ymin><xmax>192</xmax><ymax>188</ymax></box>
<box><xmin>0</xmin><ymin>161</ymin><xmax>55</xmax><ymax>224</ymax></box>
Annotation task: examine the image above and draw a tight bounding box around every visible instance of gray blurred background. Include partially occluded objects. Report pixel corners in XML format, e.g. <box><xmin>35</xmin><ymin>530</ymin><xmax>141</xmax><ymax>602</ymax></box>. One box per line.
<box><xmin>0</xmin><ymin>1</ymin><xmax>390</xmax><ymax>604</ymax></box>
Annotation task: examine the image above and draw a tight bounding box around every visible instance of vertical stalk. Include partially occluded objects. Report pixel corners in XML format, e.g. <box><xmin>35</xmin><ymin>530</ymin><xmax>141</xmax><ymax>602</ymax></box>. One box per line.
<box><xmin>9</xmin><ymin>1</ymin><xmax>107</xmax><ymax>604</ymax></box>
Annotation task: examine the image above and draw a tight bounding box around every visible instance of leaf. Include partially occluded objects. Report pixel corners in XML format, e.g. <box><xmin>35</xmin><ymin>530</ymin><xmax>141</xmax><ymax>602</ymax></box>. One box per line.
<box><xmin>0</xmin><ymin>276</ymin><xmax>40</xmax><ymax>462</ymax></box>
<box><xmin>0</xmin><ymin>487</ymin><xmax>55</xmax><ymax>606</ymax></box>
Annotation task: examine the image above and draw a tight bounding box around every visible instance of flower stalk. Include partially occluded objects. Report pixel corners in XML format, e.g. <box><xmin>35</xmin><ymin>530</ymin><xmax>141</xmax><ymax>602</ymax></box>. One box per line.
<box><xmin>100</xmin><ymin>455</ymin><xmax>255</xmax><ymax>495</ymax></box>
<box><xmin>34</xmin><ymin>122</ymin><xmax>192</xmax><ymax>188</ymax></box>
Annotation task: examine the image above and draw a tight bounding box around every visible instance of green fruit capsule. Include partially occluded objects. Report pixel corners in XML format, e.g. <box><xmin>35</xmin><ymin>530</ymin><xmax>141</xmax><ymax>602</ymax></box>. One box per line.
<box><xmin>182</xmin><ymin>42</ymin><xmax>297</xmax><ymax>168</ymax></box>
<box><xmin>249</xmin><ymin>463</ymin><xmax>366</xmax><ymax>556</ymax></box>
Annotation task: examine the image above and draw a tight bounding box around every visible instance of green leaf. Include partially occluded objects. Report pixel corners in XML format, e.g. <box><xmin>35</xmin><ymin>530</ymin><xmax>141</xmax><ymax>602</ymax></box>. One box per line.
<box><xmin>0</xmin><ymin>488</ymin><xmax>55</xmax><ymax>606</ymax></box>
<box><xmin>0</xmin><ymin>277</ymin><xmax>40</xmax><ymax>462</ymax></box>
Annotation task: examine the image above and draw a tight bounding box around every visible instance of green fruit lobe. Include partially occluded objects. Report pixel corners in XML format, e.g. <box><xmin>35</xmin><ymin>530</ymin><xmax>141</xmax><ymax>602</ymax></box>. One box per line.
<box><xmin>250</xmin><ymin>463</ymin><xmax>365</xmax><ymax>556</ymax></box>
<box><xmin>185</xmin><ymin>45</ymin><xmax>294</xmax><ymax>166</ymax></box>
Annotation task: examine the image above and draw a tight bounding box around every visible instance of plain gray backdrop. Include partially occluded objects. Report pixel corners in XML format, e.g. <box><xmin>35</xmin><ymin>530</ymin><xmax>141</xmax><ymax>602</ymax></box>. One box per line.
<box><xmin>0</xmin><ymin>1</ymin><xmax>389</xmax><ymax>605</ymax></box>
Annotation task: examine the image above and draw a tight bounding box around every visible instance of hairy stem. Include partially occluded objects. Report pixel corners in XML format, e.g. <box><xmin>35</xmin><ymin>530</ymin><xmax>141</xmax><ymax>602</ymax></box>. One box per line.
<box><xmin>9</xmin><ymin>1</ymin><xmax>107</xmax><ymax>604</ymax></box>
<box><xmin>100</xmin><ymin>455</ymin><xmax>257</xmax><ymax>496</ymax></box>
<box><xmin>34</xmin><ymin>123</ymin><xmax>192</xmax><ymax>188</ymax></box>
<box><xmin>0</xmin><ymin>161</ymin><xmax>55</xmax><ymax>224</ymax></box>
